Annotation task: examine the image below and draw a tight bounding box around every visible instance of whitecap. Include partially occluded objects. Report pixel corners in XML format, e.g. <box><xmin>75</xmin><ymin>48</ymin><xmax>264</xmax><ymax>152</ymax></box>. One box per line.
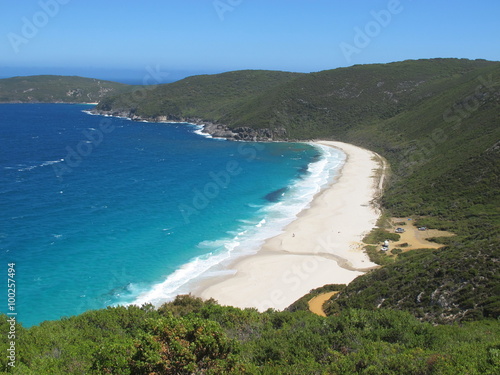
<box><xmin>42</xmin><ymin>159</ymin><xmax>64</xmax><ymax>166</ymax></box>
<box><xmin>237</xmin><ymin>219</ymin><xmax>260</xmax><ymax>225</ymax></box>
<box><xmin>16</xmin><ymin>159</ymin><xmax>64</xmax><ymax>172</ymax></box>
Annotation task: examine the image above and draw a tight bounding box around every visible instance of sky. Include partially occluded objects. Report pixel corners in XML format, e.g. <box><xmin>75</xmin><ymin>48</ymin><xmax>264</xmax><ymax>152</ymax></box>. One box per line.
<box><xmin>1</xmin><ymin>0</ymin><xmax>499</xmax><ymax>84</ymax></box>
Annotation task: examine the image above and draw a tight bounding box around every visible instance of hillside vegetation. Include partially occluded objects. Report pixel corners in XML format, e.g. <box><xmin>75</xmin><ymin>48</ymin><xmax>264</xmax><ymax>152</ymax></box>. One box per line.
<box><xmin>2</xmin><ymin>59</ymin><xmax>499</xmax><ymax>373</ymax></box>
<box><xmin>97</xmin><ymin>70</ymin><xmax>302</xmax><ymax>120</ymax></box>
<box><xmin>98</xmin><ymin>59</ymin><xmax>500</xmax><ymax>322</ymax></box>
<box><xmin>2</xmin><ymin>296</ymin><xmax>499</xmax><ymax>374</ymax></box>
<box><xmin>0</xmin><ymin>75</ymin><xmax>133</xmax><ymax>103</ymax></box>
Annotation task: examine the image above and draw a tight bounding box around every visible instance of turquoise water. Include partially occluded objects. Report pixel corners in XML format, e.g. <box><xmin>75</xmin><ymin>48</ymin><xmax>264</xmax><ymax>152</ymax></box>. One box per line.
<box><xmin>0</xmin><ymin>104</ymin><xmax>345</xmax><ymax>327</ymax></box>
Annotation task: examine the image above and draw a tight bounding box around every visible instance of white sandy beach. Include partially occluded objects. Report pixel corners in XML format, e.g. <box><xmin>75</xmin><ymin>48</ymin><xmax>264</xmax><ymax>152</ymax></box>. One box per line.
<box><xmin>194</xmin><ymin>141</ymin><xmax>385</xmax><ymax>311</ymax></box>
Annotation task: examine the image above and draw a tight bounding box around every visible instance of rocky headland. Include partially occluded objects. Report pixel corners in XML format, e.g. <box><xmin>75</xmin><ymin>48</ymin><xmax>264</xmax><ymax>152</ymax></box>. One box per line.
<box><xmin>89</xmin><ymin>108</ymin><xmax>289</xmax><ymax>142</ymax></box>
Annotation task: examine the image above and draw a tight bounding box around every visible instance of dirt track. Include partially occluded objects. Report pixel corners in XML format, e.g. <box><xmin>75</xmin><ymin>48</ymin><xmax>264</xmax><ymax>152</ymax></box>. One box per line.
<box><xmin>308</xmin><ymin>291</ymin><xmax>338</xmax><ymax>317</ymax></box>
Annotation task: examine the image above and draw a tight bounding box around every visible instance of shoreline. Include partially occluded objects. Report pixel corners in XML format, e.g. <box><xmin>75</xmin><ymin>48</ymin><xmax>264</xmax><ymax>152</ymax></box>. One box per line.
<box><xmin>192</xmin><ymin>140</ymin><xmax>385</xmax><ymax>311</ymax></box>
<box><xmin>89</xmin><ymin>107</ymin><xmax>292</xmax><ymax>142</ymax></box>
<box><xmin>79</xmin><ymin>109</ymin><xmax>385</xmax><ymax>310</ymax></box>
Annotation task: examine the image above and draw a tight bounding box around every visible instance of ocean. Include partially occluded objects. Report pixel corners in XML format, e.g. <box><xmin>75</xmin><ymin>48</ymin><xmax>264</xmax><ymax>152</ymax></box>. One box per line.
<box><xmin>0</xmin><ymin>103</ymin><xmax>345</xmax><ymax>327</ymax></box>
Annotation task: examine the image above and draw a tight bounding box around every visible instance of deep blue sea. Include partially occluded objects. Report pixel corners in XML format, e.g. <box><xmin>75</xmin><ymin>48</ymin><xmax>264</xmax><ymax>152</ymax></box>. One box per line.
<box><xmin>0</xmin><ymin>104</ymin><xmax>345</xmax><ymax>327</ymax></box>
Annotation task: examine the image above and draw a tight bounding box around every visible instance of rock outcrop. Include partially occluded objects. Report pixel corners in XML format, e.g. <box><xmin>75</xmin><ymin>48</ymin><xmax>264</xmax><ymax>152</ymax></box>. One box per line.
<box><xmin>89</xmin><ymin>108</ymin><xmax>288</xmax><ymax>142</ymax></box>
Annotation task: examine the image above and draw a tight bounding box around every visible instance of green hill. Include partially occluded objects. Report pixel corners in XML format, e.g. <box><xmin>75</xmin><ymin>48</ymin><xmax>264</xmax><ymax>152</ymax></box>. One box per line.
<box><xmin>96</xmin><ymin>58</ymin><xmax>500</xmax><ymax>322</ymax></box>
<box><xmin>96</xmin><ymin>69</ymin><xmax>302</xmax><ymax>120</ymax></box>
<box><xmin>0</xmin><ymin>75</ymin><xmax>134</xmax><ymax>103</ymax></box>
<box><xmin>95</xmin><ymin>58</ymin><xmax>496</xmax><ymax>138</ymax></box>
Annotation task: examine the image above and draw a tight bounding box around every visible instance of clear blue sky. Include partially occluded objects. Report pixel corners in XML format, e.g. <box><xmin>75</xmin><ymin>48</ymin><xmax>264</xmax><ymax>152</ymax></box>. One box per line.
<box><xmin>1</xmin><ymin>0</ymin><xmax>499</xmax><ymax>83</ymax></box>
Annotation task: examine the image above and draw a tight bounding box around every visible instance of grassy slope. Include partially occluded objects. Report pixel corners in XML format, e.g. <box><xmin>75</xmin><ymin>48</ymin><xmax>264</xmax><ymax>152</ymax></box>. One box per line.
<box><xmin>0</xmin><ymin>75</ymin><xmax>133</xmax><ymax>103</ymax></box>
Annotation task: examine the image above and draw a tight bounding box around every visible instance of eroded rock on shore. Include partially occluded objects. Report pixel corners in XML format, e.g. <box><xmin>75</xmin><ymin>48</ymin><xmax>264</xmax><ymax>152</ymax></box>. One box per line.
<box><xmin>90</xmin><ymin>109</ymin><xmax>288</xmax><ymax>141</ymax></box>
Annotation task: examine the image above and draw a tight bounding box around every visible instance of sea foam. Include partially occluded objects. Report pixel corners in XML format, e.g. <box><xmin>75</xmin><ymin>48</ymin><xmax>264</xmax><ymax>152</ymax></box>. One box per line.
<box><xmin>126</xmin><ymin>143</ymin><xmax>345</xmax><ymax>307</ymax></box>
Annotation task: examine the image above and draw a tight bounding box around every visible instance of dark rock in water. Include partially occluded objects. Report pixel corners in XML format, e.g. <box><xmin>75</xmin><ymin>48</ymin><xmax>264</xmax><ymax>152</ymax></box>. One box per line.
<box><xmin>89</xmin><ymin>109</ymin><xmax>291</xmax><ymax>141</ymax></box>
<box><xmin>311</xmin><ymin>153</ymin><xmax>322</xmax><ymax>162</ymax></box>
<box><xmin>264</xmin><ymin>187</ymin><xmax>288</xmax><ymax>202</ymax></box>
<box><xmin>298</xmin><ymin>164</ymin><xmax>309</xmax><ymax>176</ymax></box>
